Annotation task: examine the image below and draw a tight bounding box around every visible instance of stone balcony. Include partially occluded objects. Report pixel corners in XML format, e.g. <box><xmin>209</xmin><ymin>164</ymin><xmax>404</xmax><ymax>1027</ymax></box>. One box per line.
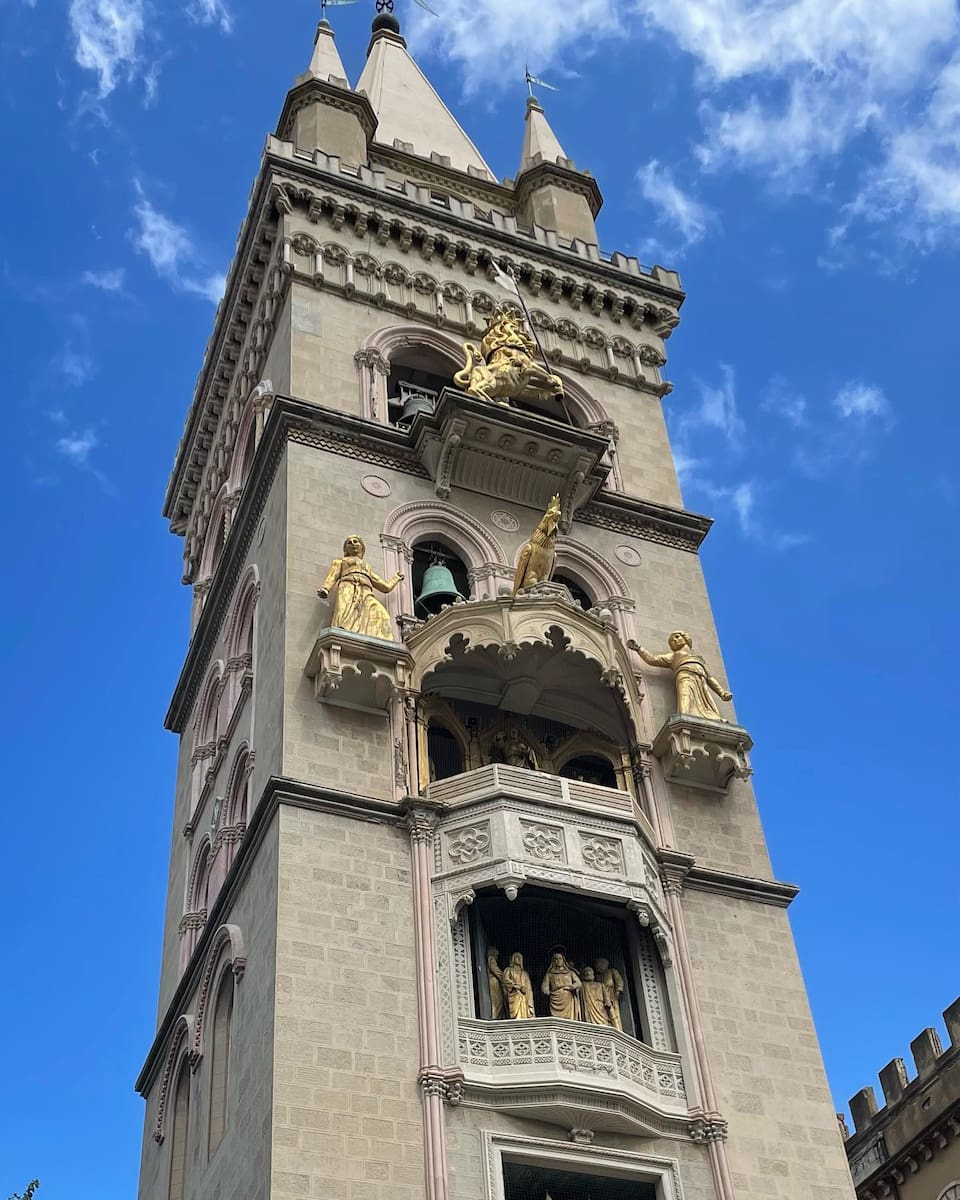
<box><xmin>652</xmin><ymin>713</ymin><xmax>753</xmax><ymax>794</ymax></box>
<box><xmin>427</xmin><ymin>762</ymin><xmax>653</xmax><ymax>838</ymax></box>
<box><xmin>456</xmin><ymin>1017</ymin><xmax>688</xmax><ymax>1135</ymax></box>
<box><xmin>303</xmin><ymin>627</ymin><xmax>414</xmax><ymax>711</ymax></box>
<box><xmin>409</xmin><ymin>388</ymin><xmax>611</xmax><ymax>523</ymax></box>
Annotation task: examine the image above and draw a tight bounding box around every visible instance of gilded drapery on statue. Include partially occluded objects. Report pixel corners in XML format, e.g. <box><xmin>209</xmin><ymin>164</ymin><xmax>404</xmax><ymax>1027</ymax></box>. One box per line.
<box><xmin>579</xmin><ymin>967</ymin><xmax>614</xmax><ymax>1026</ymax></box>
<box><xmin>501</xmin><ymin>952</ymin><xmax>536</xmax><ymax>1020</ymax></box>
<box><xmin>541</xmin><ymin>952</ymin><xmax>582</xmax><ymax>1020</ymax></box>
<box><xmin>486</xmin><ymin>948</ymin><xmax>505</xmax><ymax>1020</ymax></box>
<box><xmin>454</xmin><ymin>302</ymin><xmax>564</xmax><ymax>406</ymax></box>
<box><xmin>594</xmin><ymin>957</ymin><xmax>625</xmax><ymax>1031</ymax></box>
<box><xmin>513</xmin><ymin>494</ymin><xmax>561</xmax><ymax>593</ymax></box>
<box><xmin>318</xmin><ymin>536</ymin><xmax>403</xmax><ymax>642</ymax></box>
<box><xmin>631</xmin><ymin>631</ymin><xmax>733</xmax><ymax>721</ymax></box>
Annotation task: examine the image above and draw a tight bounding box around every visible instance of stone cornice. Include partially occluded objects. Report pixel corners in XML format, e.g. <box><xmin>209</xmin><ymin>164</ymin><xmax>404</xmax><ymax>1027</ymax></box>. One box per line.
<box><xmin>851</xmin><ymin>1094</ymin><xmax>960</xmax><ymax>1197</ymax></box>
<box><xmin>684</xmin><ymin>865</ymin><xmax>799</xmax><ymax>908</ymax></box>
<box><xmin>275</xmin><ymin>77</ymin><xmax>379</xmax><ymax>143</ymax></box>
<box><xmin>514</xmin><ymin>159</ymin><xmax>604</xmax><ymax>218</ymax></box>
<box><xmin>165</xmin><ymin>394</ymin><xmax>715</xmax><ymax>733</ymax></box>
<box><xmin>579</xmin><ymin>493</ymin><xmax>712</xmax><ymax>553</ymax></box>
<box><xmin>135</xmin><ymin>774</ymin><xmax>403</xmax><ymax>1095</ymax></box>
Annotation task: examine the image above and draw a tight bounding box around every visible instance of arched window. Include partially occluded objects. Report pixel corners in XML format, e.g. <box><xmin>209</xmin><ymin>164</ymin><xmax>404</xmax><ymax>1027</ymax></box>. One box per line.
<box><xmin>387</xmin><ymin>344</ymin><xmax>456</xmax><ymax>426</ymax></box>
<box><xmin>167</xmin><ymin>1059</ymin><xmax>190</xmax><ymax>1200</ymax></box>
<box><xmin>412</xmin><ymin>539</ymin><xmax>470</xmax><ymax>615</ymax></box>
<box><xmin>558</xmin><ymin>754</ymin><xmax>617</xmax><ymax>788</ymax></box>
<box><xmin>553</xmin><ymin>572</ymin><xmax>594</xmax><ymax>610</ymax></box>
<box><xmin>938</xmin><ymin>1187</ymin><xmax>960</xmax><ymax>1200</ymax></box>
<box><xmin>427</xmin><ymin>721</ymin><xmax>464</xmax><ymax>781</ymax></box>
<box><xmin>207</xmin><ymin>970</ymin><xmax>234</xmax><ymax>1157</ymax></box>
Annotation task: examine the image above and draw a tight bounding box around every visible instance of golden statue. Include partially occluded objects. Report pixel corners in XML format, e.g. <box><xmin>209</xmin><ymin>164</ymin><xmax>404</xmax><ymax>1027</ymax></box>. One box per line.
<box><xmin>495</xmin><ymin>726</ymin><xmax>539</xmax><ymax>771</ymax></box>
<box><xmin>630</xmin><ymin>631</ymin><xmax>732</xmax><ymax>721</ymax></box>
<box><xmin>501</xmin><ymin>952</ymin><xmax>536</xmax><ymax>1020</ymax></box>
<box><xmin>486</xmin><ymin>947</ymin><xmax>505</xmax><ymax>1020</ymax></box>
<box><xmin>541</xmin><ymin>951</ymin><xmax>582</xmax><ymax>1021</ymax></box>
<box><xmin>318</xmin><ymin>535</ymin><xmax>403</xmax><ymax>641</ymax></box>
<box><xmin>580</xmin><ymin>967</ymin><xmax>614</xmax><ymax>1027</ymax></box>
<box><xmin>594</xmin><ymin>957</ymin><xmax>625</xmax><ymax>1032</ymax></box>
<box><xmin>454</xmin><ymin>303</ymin><xmax>564</xmax><ymax>406</ymax></box>
<box><xmin>512</xmin><ymin>495</ymin><xmax>561</xmax><ymax>593</ymax></box>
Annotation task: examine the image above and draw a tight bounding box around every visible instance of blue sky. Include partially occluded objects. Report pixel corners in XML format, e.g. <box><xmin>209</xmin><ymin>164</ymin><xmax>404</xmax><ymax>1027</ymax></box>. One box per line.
<box><xmin>2</xmin><ymin>0</ymin><xmax>958</xmax><ymax>1193</ymax></box>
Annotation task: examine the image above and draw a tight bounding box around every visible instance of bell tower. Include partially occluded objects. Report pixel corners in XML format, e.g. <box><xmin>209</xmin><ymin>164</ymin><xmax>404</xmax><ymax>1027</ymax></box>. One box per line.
<box><xmin>135</xmin><ymin>14</ymin><xmax>856</xmax><ymax>1200</ymax></box>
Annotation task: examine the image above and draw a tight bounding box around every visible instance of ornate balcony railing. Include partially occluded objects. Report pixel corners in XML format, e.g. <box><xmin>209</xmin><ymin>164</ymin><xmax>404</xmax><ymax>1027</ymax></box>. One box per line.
<box><xmin>457</xmin><ymin>1017</ymin><xmax>687</xmax><ymax>1122</ymax></box>
<box><xmin>427</xmin><ymin>762</ymin><xmax>635</xmax><ymax>818</ymax></box>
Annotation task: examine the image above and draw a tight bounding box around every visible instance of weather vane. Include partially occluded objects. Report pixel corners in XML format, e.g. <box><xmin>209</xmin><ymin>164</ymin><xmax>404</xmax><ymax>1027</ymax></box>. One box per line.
<box><xmin>525</xmin><ymin>66</ymin><xmax>558</xmax><ymax>98</ymax></box>
<box><xmin>321</xmin><ymin>0</ymin><xmax>359</xmax><ymax>17</ymax></box>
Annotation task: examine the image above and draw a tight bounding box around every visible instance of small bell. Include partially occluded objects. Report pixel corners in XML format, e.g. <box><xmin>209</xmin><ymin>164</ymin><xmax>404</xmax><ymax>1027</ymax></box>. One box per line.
<box><xmin>416</xmin><ymin>558</ymin><xmax>464</xmax><ymax>615</ymax></box>
<box><xmin>396</xmin><ymin>384</ymin><xmax>437</xmax><ymax>427</ymax></box>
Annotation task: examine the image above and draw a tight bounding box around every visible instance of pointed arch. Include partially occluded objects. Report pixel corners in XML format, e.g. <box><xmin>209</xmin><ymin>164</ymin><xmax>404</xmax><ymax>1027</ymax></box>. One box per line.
<box><xmin>154</xmin><ymin>1014</ymin><xmax>194</xmax><ymax>1143</ymax></box>
<box><xmin>199</xmin><ymin>484</ymin><xmax>231</xmax><ymax>584</ymax></box>
<box><xmin>192</xmin><ymin>924</ymin><xmax>246</xmax><ymax>1065</ymax></box>
<box><xmin>223</xmin><ymin>743</ymin><xmax>254</xmax><ymax>830</ymax></box>
<box><xmin>225</xmin><ymin>565</ymin><xmax>260</xmax><ymax>715</ymax></box>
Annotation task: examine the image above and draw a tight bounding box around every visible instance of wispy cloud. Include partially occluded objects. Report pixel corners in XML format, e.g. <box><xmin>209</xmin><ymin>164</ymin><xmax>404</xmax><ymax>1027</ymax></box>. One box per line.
<box><xmin>81</xmin><ymin>268</ymin><xmax>125</xmax><ymax>292</ymax></box>
<box><xmin>636</xmin><ymin>159</ymin><xmax>715</xmax><ymax>258</ymax></box>
<box><xmin>187</xmin><ymin>0</ymin><xmax>232</xmax><ymax>34</ymax></box>
<box><xmin>68</xmin><ymin>0</ymin><xmax>145</xmax><ymax>98</ymax></box>
<box><xmin>764</xmin><ymin>378</ymin><xmax>894</xmax><ymax>477</ymax></box>
<box><xmin>56</xmin><ymin>343</ymin><xmax>96</xmax><ymax>387</ymax></box>
<box><xmin>833</xmin><ymin>382</ymin><xmax>891</xmax><ymax>424</ymax></box>
<box><xmin>762</xmin><ymin>376</ymin><xmax>808</xmax><ymax>428</ymax></box>
<box><xmin>673</xmin><ymin>363</ymin><xmax>745</xmax><ymax>452</ymax></box>
<box><xmin>57</xmin><ymin>428</ymin><xmax>99</xmax><ymax>466</ymax></box>
<box><xmin>129</xmin><ymin>183</ymin><xmax>225</xmax><ymax>304</ymax></box>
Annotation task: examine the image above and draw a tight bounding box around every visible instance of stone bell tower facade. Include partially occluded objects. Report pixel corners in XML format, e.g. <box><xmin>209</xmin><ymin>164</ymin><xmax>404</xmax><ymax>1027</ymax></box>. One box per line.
<box><xmin>135</xmin><ymin>14</ymin><xmax>856</xmax><ymax>1200</ymax></box>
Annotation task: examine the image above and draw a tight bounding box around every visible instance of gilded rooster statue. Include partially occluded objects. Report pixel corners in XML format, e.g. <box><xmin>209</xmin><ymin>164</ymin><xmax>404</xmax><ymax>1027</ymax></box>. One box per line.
<box><xmin>513</xmin><ymin>495</ymin><xmax>562</xmax><ymax>594</ymax></box>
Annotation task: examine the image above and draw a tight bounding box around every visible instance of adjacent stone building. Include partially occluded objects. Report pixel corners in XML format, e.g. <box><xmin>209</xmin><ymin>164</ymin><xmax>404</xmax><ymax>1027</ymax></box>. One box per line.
<box><xmin>134</xmin><ymin>13</ymin><xmax>858</xmax><ymax>1200</ymax></box>
<box><xmin>844</xmin><ymin>997</ymin><xmax>960</xmax><ymax>1200</ymax></box>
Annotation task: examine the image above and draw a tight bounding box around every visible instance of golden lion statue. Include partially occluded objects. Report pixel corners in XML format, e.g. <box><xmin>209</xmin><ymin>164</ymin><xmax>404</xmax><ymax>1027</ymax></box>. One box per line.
<box><xmin>454</xmin><ymin>304</ymin><xmax>564</xmax><ymax>406</ymax></box>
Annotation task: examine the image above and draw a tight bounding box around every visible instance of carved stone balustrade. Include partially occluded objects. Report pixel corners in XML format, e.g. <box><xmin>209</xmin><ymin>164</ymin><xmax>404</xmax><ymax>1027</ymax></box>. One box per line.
<box><xmin>652</xmin><ymin>714</ymin><xmax>753</xmax><ymax>794</ymax></box>
<box><xmin>428</xmin><ymin>762</ymin><xmax>640</xmax><ymax>824</ymax></box>
<box><xmin>303</xmin><ymin>627</ymin><xmax>413</xmax><ymax>712</ymax></box>
<box><xmin>456</xmin><ymin>1017</ymin><xmax>688</xmax><ymax>1135</ymax></box>
<box><xmin>409</xmin><ymin>388</ymin><xmax>610</xmax><ymax>523</ymax></box>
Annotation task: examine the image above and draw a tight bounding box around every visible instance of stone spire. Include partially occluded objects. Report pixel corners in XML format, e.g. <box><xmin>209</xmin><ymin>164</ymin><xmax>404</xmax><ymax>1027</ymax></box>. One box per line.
<box><xmin>303</xmin><ymin>19</ymin><xmax>350</xmax><ymax>87</ymax></box>
<box><xmin>514</xmin><ymin>95</ymin><xmax>602</xmax><ymax>246</ymax></box>
<box><xmin>356</xmin><ymin>13</ymin><xmax>493</xmax><ymax>179</ymax></box>
<box><xmin>518</xmin><ymin>95</ymin><xmax>568</xmax><ymax>174</ymax></box>
<box><xmin>275</xmin><ymin>17</ymin><xmax>377</xmax><ymax>166</ymax></box>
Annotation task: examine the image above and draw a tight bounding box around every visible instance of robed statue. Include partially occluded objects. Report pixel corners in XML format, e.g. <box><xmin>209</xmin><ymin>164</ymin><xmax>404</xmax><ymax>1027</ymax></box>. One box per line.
<box><xmin>630</xmin><ymin>630</ymin><xmax>732</xmax><ymax>721</ymax></box>
<box><xmin>318</xmin><ymin>535</ymin><xmax>403</xmax><ymax>642</ymax></box>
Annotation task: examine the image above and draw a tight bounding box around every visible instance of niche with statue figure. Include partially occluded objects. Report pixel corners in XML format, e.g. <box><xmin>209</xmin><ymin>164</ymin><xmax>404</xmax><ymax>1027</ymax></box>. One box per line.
<box><xmin>421</xmin><ymin>697</ymin><xmax>631</xmax><ymax>791</ymax></box>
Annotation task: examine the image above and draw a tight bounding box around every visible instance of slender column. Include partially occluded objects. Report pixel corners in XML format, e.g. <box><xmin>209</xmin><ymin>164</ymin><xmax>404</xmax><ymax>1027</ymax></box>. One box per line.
<box><xmin>403</xmin><ymin>801</ymin><xmax>449</xmax><ymax>1200</ymax></box>
<box><xmin>661</xmin><ymin>858</ymin><xmax>736</xmax><ymax>1200</ymax></box>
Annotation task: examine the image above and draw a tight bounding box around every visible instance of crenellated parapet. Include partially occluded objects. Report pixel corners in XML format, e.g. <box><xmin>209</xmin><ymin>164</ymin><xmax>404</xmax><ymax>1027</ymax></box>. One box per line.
<box><xmin>844</xmin><ymin>994</ymin><xmax>960</xmax><ymax>1196</ymax></box>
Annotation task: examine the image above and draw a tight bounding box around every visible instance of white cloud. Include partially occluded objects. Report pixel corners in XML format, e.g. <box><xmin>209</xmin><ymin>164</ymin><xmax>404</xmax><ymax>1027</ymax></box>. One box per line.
<box><xmin>57</xmin><ymin>344</ymin><xmax>96</xmax><ymax>387</ymax></box>
<box><xmin>678</xmin><ymin>363</ymin><xmax>745</xmax><ymax>449</ymax></box>
<box><xmin>69</xmin><ymin>0</ymin><xmax>145</xmax><ymax>97</ymax></box>
<box><xmin>637</xmin><ymin>160</ymin><xmax>715</xmax><ymax>256</ymax></box>
<box><xmin>763</xmin><ymin>377</ymin><xmax>808</xmax><ymax>428</ymax></box>
<box><xmin>187</xmin><ymin>0</ymin><xmax>233</xmax><ymax>34</ymax></box>
<box><xmin>130</xmin><ymin>184</ymin><xmax>225</xmax><ymax>304</ymax></box>
<box><xmin>832</xmin><ymin>382</ymin><xmax>890</xmax><ymax>423</ymax></box>
<box><xmin>57</xmin><ymin>429</ymin><xmax>98</xmax><ymax>466</ymax></box>
<box><xmin>82</xmin><ymin>268</ymin><xmax>125</xmax><ymax>292</ymax></box>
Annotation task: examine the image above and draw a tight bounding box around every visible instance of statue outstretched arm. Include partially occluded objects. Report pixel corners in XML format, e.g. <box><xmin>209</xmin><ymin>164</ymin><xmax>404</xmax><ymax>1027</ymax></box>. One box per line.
<box><xmin>706</xmin><ymin>672</ymin><xmax>733</xmax><ymax>702</ymax></box>
<box><xmin>629</xmin><ymin>641</ymin><xmax>671</xmax><ymax>669</ymax></box>
<box><xmin>369</xmin><ymin>568</ymin><xmax>404</xmax><ymax>594</ymax></box>
<box><xmin>318</xmin><ymin>558</ymin><xmax>342</xmax><ymax>600</ymax></box>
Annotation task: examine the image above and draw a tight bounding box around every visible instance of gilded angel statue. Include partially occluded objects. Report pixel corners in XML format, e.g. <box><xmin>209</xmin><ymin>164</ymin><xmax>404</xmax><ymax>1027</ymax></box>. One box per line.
<box><xmin>630</xmin><ymin>630</ymin><xmax>732</xmax><ymax>721</ymax></box>
<box><xmin>318</xmin><ymin>535</ymin><xmax>403</xmax><ymax>642</ymax></box>
<box><xmin>454</xmin><ymin>303</ymin><xmax>563</xmax><ymax>406</ymax></box>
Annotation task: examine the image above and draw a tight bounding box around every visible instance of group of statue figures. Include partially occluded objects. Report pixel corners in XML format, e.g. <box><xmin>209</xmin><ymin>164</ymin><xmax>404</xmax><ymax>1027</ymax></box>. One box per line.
<box><xmin>486</xmin><ymin>949</ymin><xmax>626</xmax><ymax>1029</ymax></box>
<box><xmin>314</xmin><ymin>306</ymin><xmax>734</xmax><ymax>721</ymax></box>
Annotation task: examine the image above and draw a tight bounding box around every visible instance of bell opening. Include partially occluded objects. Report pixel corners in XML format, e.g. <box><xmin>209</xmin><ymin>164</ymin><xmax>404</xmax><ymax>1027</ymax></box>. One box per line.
<box><xmin>413</xmin><ymin>540</ymin><xmax>469</xmax><ymax>616</ymax></box>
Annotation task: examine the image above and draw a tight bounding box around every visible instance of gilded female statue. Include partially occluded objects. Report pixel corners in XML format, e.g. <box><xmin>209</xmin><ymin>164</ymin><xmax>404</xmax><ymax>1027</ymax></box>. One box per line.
<box><xmin>594</xmin><ymin>957</ymin><xmax>625</xmax><ymax>1031</ymax></box>
<box><xmin>630</xmin><ymin>631</ymin><xmax>732</xmax><ymax>721</ymax></box>
<box><xmin>541</xmin><ymin>951</ymin><xmax>582</xmax><ymax>1020</ymax></box>
<box><xmin>501</xmin><ymin>951</ymin><xmax>536</xmax><ymax>1020</ymax></box>
<box><xmin>579</xmin><ymin>967</ymin><xmax>614</xmax><ymax>1027</ymax></box>
<box><xmin>318</xmin><ymin>535</ymin><xmax>404</xmax><ymax>642</ymax></box>
<box><xmin>486</xmin><ymin>947</ymin><xmax>505</xmax><ymax>1019</ymax></box>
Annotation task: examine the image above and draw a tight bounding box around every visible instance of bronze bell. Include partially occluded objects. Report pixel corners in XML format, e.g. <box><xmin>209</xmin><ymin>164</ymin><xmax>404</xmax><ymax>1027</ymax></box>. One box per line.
<box><xmin>416</xmin><ymin>560</ymin><xmax>464</xmax><ymax>615</ymax></box>
<box><xmin>397</xmin><ymin>385</ymin><xmax>437</xmax><ymax>426</ymax></box>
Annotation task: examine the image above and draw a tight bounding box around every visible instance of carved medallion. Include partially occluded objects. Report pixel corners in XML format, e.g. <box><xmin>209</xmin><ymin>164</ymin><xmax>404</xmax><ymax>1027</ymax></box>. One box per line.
<box><xmin>520</xmin><ymin>821</ymin><xmax>565</xmax><ymax>863</ymax></box>
<box><xmin>360</xmin><ymin>474</ymin><xmax>392</xmax><ymax>498</ymax></box>
<box><xmin>447</xmin><ymin>824</ymin><xmax>491</xmax><ymax>865</ymax></box>
<box><xmin>580</xmin><ymin>834</ymin><xmax>624</xmax><ymax>874</ymax></box>
<box><xmin>490</xmin><ymin>510</ymin><xmax>519</xmax><ymax>532</ymax></box>
<box><xmin>615</xmin><ymin>544</ymin><xmax>642</xmax><ymax>567</ymax></box>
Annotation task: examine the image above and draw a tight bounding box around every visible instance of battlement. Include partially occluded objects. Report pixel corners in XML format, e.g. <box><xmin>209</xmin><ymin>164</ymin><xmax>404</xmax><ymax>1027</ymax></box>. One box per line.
<box><xmin>843</xmin><ymin>994</ymin><xmax>960</xmax><ymax>1189</ymax></box>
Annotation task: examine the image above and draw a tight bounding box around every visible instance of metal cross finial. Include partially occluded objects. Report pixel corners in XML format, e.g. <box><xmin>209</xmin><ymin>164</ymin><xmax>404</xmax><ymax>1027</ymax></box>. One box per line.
<box><xmin>525</xmin><ymin>66</ymin><xmax>558</xmax><ymax>98</ymax></box>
